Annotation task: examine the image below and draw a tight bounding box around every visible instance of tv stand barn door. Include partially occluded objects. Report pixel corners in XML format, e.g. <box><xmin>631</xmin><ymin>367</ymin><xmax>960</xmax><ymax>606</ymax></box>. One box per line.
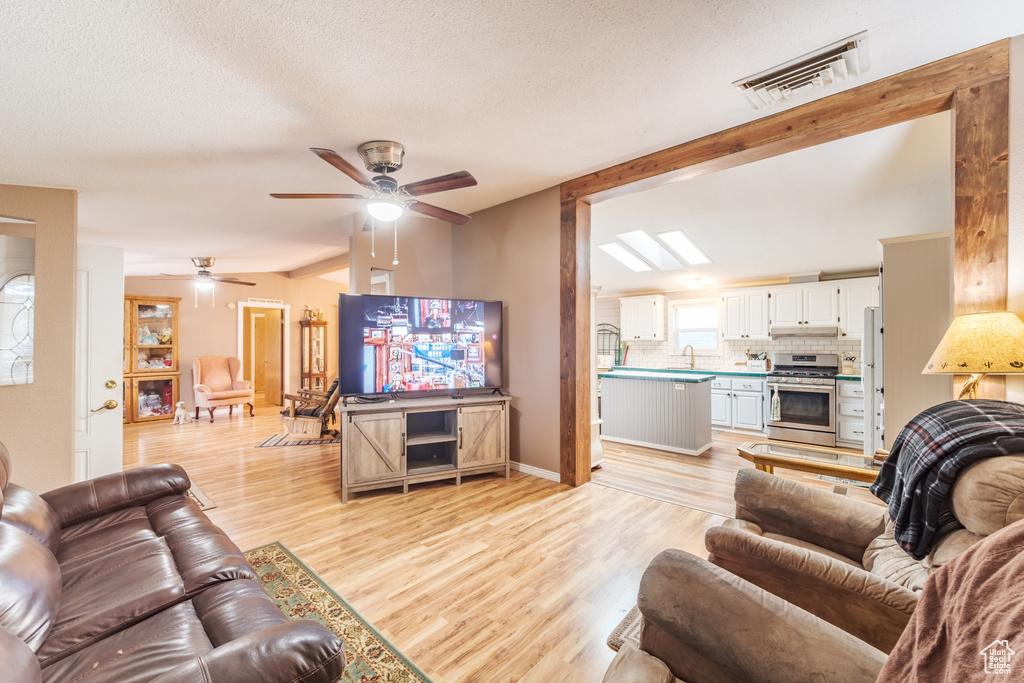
<box><xmin>340</xmin><ymin>395</ymin><xmax>511</xmax><ymax>504</ymax></box>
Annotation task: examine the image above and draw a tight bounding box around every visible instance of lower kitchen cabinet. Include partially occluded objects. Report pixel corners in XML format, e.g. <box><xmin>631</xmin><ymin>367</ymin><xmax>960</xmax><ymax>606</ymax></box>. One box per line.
<box><xmin>836</xmin><ymin>379</ymin><xmax>866</xmax><ymax>447</ymax></box>
<box><xmin>340</xmin><ymin>395</ymin><xmax>510</xmax><ymax>503</ymax></box>
<box><xmin>711</xmin><ymin>377</ymin><xmax>765</xmax><ymax>432</ymax></box>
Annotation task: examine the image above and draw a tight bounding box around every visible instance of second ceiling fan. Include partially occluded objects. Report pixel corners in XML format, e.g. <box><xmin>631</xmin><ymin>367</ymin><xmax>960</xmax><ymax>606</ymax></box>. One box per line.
<box><xmin>271</xmin><ymin>141</ymin><xmax>477</xmax><ymax>227</ymax></box>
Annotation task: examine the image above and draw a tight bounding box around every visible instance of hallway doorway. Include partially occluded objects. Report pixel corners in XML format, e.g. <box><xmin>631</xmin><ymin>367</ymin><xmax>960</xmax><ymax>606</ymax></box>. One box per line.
<box><xmin>239</xmin><ymin>303</ymin><xmax>288</xmax><ymax>406</ymax></box>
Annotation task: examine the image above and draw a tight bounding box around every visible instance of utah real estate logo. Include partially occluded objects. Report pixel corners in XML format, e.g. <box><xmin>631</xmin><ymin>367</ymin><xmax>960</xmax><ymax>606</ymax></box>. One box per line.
<box><xmin>980</xmin><ymin>640</ymin><xmax>1015</xmax><ymax>675</ymax></box>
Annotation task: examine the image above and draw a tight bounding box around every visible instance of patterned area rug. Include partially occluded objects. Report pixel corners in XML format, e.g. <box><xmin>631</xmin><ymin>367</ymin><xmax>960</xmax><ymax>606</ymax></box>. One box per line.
<box><xmin>607</xmin><ymin>605</ymin><xmax>642</xmax><ymax>651</ymax></box>
<box><xmin>245</xmin><ymin>542</ymin><xmax>432</xmax><ymax>683</ymax></box>
<box><xmin>256</xmin><ymin>433</ymin><xmax>341</xmax><ymax>447</ymax></box>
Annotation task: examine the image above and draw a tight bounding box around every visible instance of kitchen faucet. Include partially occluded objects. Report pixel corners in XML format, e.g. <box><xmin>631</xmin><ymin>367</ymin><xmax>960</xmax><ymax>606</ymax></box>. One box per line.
<box><xmin>682</xmin><ymin>345</ymin><xmax>695</xmax><ymax>369</ymax></box>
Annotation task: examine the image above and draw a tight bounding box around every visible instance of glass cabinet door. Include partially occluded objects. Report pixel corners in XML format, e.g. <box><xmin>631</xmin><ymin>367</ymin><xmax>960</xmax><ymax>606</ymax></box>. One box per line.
<box><xmin>136</xmin><ymin>376</ymin><xmax>177</xmax><ymax>420</ymax></box>
<box><xmin>135</xmin><ymin>302</ymin><xmax>175</xmax><ymax>372</ymax></box>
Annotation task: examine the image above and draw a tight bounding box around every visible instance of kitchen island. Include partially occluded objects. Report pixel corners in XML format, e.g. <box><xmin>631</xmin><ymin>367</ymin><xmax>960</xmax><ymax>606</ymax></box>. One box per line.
<box><xmin>598</xmin><ymin>369</ymin><xmax>714</xmax><ymax>455</ymax></box>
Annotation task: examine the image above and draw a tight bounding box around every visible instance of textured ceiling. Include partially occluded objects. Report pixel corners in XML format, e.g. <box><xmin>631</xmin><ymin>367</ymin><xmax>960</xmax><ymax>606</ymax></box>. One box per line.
<box><xmin>1</xmin><ymin>1</ymin><xmax>1021</xmax><ymax>276</ymax></box>
<box><xmin>593</xmin><ymin>112</ymin><xmax>952</xmax><ymax>296</ymax></box>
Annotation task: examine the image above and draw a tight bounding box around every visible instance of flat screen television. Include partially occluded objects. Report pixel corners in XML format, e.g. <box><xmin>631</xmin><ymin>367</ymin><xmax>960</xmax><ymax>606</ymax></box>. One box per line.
<box><xmin>338</xmin><ymin>294</ymin><xmax>503</xmax><ymax>397</ymax></box>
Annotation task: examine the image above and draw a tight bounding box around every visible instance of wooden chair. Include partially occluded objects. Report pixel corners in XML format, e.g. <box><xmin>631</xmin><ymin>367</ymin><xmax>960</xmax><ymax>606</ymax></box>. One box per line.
<box><xmin>280</xmin><ymin>378</ymin><xmax>340</xmax><ymax>439</ymax></box>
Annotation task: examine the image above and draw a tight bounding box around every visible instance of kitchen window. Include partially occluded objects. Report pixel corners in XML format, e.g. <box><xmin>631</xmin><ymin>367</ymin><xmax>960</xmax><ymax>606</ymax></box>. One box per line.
<box><xmin>671</xmin><ymin>299</ymin><xmax>721</xmax><ymax>355</ymax></box>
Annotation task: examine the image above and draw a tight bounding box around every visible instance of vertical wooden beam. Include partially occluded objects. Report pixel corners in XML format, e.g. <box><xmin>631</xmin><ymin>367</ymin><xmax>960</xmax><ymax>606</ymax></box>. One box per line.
<box><xmin>953</xmin><ymin>77</ymin><xmax>1010</xmax><ymax>399</ymax></box>
<box><xmin>560</xmin><ymin>194</ymin><xmax>591</xmax><ymax>486</ymax></box>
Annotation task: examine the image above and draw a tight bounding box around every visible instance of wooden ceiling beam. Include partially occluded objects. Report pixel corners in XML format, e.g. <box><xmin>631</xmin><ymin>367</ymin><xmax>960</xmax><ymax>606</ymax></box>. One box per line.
<box><xmin>287</xmin><ymin>253</ymin><xmax>351</xmax><ymax>279</ymax></box>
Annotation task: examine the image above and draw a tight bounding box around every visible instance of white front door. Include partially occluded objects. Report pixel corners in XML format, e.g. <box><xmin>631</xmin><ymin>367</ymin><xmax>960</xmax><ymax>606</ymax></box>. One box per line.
<box><xmin>74</xmin><ymin>244</ymin><xmax>125</xmax><ymax>480</ymax></box>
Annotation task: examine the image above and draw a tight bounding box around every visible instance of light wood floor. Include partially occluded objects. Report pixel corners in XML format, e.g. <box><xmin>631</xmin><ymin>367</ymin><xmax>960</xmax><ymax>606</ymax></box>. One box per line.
<box><xmin>592</xmin><ymin>432</ymin><xmax>882</xmax><ymax>515</ymax></box>
<box><xmin>123</xmin><ymin>409</ymin><xmax>726</xmax><ymax>682</ymax></box>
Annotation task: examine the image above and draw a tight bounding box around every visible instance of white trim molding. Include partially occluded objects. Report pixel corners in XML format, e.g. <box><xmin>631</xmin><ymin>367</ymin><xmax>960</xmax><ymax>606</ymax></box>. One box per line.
<box><xmin>510</xmin><ymin>461</ymin><xmax>560</xmax><ymax>482</ymax></box>
<box><xmin>236</xmin><ymin>301</ymin><xmax>291</xmax><ymax>397</ymax></box>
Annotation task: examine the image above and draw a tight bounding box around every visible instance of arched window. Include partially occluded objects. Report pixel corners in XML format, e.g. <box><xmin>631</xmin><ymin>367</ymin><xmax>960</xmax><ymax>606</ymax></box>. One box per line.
<box><xmin>0</xmin><ymin>273</ymin><xmax>34</xmax><ymax>385</ymax></box>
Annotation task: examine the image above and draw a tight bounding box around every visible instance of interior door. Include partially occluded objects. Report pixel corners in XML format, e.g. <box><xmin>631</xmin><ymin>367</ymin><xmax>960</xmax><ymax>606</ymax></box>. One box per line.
<box><xmin>263</xmin><ymin>308</ymin><xmax>282</xmax><ymax>405</ymax></box>
<box><xmin>74</xmin><ymin>244</ymin><xmax>124</xmax><ymax>480</ymax></box>
<box><xmin>458</xmin><ymin>404</ymin><xmax>506</xmax><ymax>468</ymax></box>
<box><xmin>253</xmin><ymin>314</ymin><xmax>266</xmax><ymax>391</ymax></box>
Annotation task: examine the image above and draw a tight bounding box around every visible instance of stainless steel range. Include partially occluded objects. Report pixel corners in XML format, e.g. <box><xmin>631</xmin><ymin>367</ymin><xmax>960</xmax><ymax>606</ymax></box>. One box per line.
<box><xmin>766</xmin><ymin>353</ymin><xmax>838</xmax><ymax>447</ymax></box>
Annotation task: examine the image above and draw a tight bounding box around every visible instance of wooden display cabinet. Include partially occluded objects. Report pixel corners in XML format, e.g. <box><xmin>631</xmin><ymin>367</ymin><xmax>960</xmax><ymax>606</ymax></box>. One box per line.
<box><xmin>300</xmin><ymin>319</ymin><xmax>328</xmax><ymax>392</ymax></box>
<box><xmin>124</xmin><ymin>295</ymin><xmax>181</xmax><ymax>423</ymax></box>
<box><xmin>340</xmin><ymin>395</ymin><xmax>510</xmax><ymax>503</ymax></box>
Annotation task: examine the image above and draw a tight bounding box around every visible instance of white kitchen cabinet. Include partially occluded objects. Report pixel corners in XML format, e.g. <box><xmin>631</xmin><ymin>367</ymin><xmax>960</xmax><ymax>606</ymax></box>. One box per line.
<box><xmin>711</xmin><ymin>389</ymin><xmax>731</xmax><ymax>427</ymax></box>
<box><xmin>723</xmin><ymin>290</ymin><xmax>769</xmax><ymax>340</ymax></box>
<box><xmin>769</xmin><ymin>283</ymin><xmax>838</xmax><ymax>329</ymax></box>
<box><xmin>732</xmin><ymin>392</ymin><xmax>764</xmax><ymax>431</ymax></box>
<box><xmin>839</xmin><ymin>277</ymin><xmax>880</xmax><ymax>339</ymax></box>
<box><xmin>836</xmin><ymin>379</ymin><xmax>867</xmax><ymax>447</ymax></box>
<box><xmin>620</xmin><ymin>295</ymin><xmax>665</xmax><ymax>341</ymax></box>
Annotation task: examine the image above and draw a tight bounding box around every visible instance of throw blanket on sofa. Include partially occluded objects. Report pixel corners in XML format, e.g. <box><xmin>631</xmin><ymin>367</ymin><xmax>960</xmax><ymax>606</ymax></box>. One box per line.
<box><xmin>870</xmin><ymin>399</ymin><xmax>1024</xmax><ymax>560</ymax></box>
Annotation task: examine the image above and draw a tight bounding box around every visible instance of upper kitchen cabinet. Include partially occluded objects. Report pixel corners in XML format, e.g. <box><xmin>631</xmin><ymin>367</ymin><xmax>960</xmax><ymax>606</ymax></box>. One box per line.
<box><xmin>769</xmin><ymin>283</ymin><xmax>838</xmax><ymax>329</ymax></box>
<box><xmin>838</xmin><ymin>276</ymin><xmax>880</xmax><ymax>339</ymax></box>
<box><xmin>723</xmin><ymin>290</ymin><xmax>769</xmax><ymax>340</ymax></box>
<box><xmin>620</xmin><ymin>295</ymin><xmax>665</xmax><ymax>341</ymax></box>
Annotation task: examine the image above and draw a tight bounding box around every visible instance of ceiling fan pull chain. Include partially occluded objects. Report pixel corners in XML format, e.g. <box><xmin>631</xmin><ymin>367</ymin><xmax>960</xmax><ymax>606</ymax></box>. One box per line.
<box><xmin>393</xmin><ymin>220</ymin><xmax>399</xmax><ymax>266</ymax></box>
<box><xmin>194</xmin><ymin>286</ymin><xmax>198</xmax><ymax>308</ymax></box>
<box><xmin>211</xmin><ymin>286</ymin><xmax>215</xmax><ymax>308</ymax></box>
<box><xmin>370</xmin><ymin>216</ymin><xmax>376</xmax><ymax>258</ymax></box>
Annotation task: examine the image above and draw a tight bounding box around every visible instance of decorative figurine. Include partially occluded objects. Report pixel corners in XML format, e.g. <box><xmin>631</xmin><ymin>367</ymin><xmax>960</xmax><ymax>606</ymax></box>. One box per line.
<box><xmin>172</xmin><ymin>401</ymin><xmax>192</xmax><ymax>424</ymax></box>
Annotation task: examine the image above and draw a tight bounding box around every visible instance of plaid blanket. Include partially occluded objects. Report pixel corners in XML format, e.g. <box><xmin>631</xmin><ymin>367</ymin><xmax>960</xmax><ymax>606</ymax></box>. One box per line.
<box><xmin>870</xmin><ymin>399</ymin><xmax>1024</xmax><ymax>561</ymax></box>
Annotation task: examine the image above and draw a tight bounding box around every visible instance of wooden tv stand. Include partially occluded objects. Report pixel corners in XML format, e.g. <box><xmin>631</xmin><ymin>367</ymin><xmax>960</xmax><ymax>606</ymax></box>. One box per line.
<box><xmin>339</xmin><ymin>394</ymin><xmax>511</xmax><ymax>504</ymax></box>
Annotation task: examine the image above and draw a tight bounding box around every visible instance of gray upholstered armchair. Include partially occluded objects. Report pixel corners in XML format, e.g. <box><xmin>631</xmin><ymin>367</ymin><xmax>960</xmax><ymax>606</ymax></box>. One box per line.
<box><xmin>703</xmin><ymin>457</ymin><xmax>1024</xmax><ymax>653</ymax></box>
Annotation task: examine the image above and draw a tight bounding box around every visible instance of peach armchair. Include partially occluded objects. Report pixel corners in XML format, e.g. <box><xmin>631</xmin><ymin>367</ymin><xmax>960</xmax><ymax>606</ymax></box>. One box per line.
<box><xmin>193</xmin><ymin>355</ymin><xmax>255</xmax><ymax>422</ymax></box>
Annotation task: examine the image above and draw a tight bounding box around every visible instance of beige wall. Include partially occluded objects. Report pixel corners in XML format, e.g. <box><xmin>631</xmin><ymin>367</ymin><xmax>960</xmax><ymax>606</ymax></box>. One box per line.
<box><xmin>1009</xmin><ymin>34</ymin><xmax>1024</xmax><ymax>404</ymax></box>
<box><xmin>123</xmin><ymin>272</ymin><xmax>346</xmax><ymax>406</ymax></box>
<box><xmin>452</xmin><ymin>187</ymin><xmax>561</xmax><ymax>473</ymax></box>
<box><xmin>0</xmin><ymin>185</ymin><xmax>77</xmax><ymax>493</ymax></box>
<box><xmin>350</xmin><ymin>214</ymin><xmax>453</xmax><ymax>297</ymax></box>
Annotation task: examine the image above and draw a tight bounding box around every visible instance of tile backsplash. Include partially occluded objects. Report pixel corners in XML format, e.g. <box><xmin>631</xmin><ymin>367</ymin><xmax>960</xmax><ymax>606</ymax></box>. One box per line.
<box><xmin>596</xmin><ymin>295</ymin><xmax>864</xmax><ymax>375</ymax></box>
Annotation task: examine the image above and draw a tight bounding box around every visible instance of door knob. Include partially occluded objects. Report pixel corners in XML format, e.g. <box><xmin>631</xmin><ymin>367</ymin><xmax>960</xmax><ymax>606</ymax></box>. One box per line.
<box><xmin>105</xmin><ymin>380</ymin><xmax>118</xmax><ymax>389</ymax></box>
<box><xmin>91</xmin><ymin>399</ymin><xmax>119</xmax><ymax>413</ymax></box>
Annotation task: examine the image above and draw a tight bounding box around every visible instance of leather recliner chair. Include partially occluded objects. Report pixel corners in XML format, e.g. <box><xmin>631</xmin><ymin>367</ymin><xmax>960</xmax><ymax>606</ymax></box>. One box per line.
<box><xmin>703</xmin><ymin>456</ymin><xmax>1024</xmax><ymax>653</ymax></box>
<box><xmin>0</xmin><ymin>440</ymin><xmax>345</xmax><ymax>682</ymax></box>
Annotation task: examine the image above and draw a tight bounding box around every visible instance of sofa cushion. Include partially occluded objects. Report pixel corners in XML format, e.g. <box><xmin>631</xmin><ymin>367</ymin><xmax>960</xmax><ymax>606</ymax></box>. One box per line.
<box><xmin>0</xmin><ymin>483</ymin><xmax>62</xmax><ymax>554</ymax></box>
<box><xmin>602</xmin><ymin>643</ymin><xmax>675</xmax><ymax>683</ymax></box>
<box><xmin>763</xmin><ymin>532</ymin><xmax>862</xmax><ymax>568</ymax></box>
<box><xmin>57</xmin><ymin>506</ymin><xmax>159</xmax><ymax>563</ymax></box>
<box><xmin>36</xmin><ymin>537</ymin><xmax>186</xmax><ymax>665</ymax></box>
<box><xmin>862</xmin><ymin>530</ymin><xmax>930</xmax><ymax>592</ymax></box>
<box><xmin>202</xmin><ymin>388</ymin><xmax>254</xmax><ymax>401</ymax></box>
<box><xmin>0</xmin><ymin>524</ymin><xmax>61</xmax><ymax>653</ymax></box>
<box><xmin>950</xmin><ymin>454</ymin><xmax>1024</xmax><ymax>536</ymax></box>
<box><xmin>0</xmin><ymin>627</ymin><xmax>41</xmax><ymax>683</ymax></box>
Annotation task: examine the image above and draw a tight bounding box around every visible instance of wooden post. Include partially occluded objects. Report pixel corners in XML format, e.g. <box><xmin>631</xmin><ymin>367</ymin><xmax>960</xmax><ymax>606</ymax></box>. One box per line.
<box><xmin>952</xmin><ymin>78</ymin><xmax>1010</xmax><ymax>400</ymax></box>
<box><xmin>560</xmin><ymin>194</ymin><xmax>592</xmax><ymax>486</ymax></box>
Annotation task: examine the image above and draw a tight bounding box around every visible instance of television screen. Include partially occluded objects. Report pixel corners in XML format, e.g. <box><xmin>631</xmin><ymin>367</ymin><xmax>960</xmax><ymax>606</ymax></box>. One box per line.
<box><xmin>338</xmin><ymin>294</ymin><xmax>503</xmax><ymax>396</ymax></box>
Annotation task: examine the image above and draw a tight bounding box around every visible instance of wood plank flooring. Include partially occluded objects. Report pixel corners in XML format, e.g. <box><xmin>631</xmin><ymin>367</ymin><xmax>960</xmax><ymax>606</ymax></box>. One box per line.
<box><xmin>123</xmin><ymin>410</ymin><xmax>725</xmax><ymax>682</ymax></box>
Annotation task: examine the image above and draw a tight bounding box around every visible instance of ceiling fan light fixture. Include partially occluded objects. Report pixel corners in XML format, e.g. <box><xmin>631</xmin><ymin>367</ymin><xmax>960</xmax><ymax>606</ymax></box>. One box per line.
<box><xmin>366</xmin><ymin>199</ymin><xmax>404</xmax><ymax>222</ymax></box>
<box><xmin>195</xmin><ymin>280</ymin><xmax>215</xmax><ymax>291</ymax></box>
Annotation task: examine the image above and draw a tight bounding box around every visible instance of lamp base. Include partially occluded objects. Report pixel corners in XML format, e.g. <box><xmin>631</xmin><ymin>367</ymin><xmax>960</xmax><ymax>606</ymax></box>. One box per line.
<box><xmin>957</xmin><ymin>373</ymin><xmax>985</xmax><ymax>400</ymax></box>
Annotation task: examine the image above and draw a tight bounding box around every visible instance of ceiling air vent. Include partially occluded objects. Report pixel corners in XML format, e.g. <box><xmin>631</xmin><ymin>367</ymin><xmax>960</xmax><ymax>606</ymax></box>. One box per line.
<box><xmin>733</xmin><ymin>31</ymin><xmax>869</xmax><ymax>110</ymax></box>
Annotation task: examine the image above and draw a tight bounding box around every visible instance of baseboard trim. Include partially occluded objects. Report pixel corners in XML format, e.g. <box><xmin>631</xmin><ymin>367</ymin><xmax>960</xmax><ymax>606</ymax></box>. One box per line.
<box><xmin>510</xmin><ymin>461</ymin><xmax>560</xmax><ymax>482</ymax></box>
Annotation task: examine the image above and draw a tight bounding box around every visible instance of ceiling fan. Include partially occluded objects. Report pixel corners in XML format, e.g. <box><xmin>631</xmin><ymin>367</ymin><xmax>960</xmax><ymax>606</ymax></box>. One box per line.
<box><xmin>271</xmin><ymin>141</ymin><xmax>477</xmax><ymax>227</ymax></box>
<box><xmin>152</xmin><ymin>257</ymin><xmax>256</xmax><ymax>288</ymax></box>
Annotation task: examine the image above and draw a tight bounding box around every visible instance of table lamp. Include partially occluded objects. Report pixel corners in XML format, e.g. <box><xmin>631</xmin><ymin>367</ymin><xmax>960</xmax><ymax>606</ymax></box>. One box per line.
<box><xmin>923</xmin><ymin>311</ymin><xmax>1024</xmax><ymax>399</ymax></box>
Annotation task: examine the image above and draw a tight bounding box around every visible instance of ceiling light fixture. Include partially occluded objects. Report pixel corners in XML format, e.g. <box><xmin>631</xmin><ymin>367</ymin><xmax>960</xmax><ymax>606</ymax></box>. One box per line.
<box><xmin>617</xmin><ymin>230</ymin><xmax>685</xmax><ymax>271</ymax></box>
<box><xmin>683</xmin><ymin>277</ymin><xmax>704</xmax><ymax>289</ymax></box>
<box><xmin>194</xmin><ymin>281</ymin><xmax>215</xmax><ymax>291</ymax></box>
<box><xmin>366</xmin><ymin>198</ymin><xmax>404</xmax><ymax>222</ymax></box>
<box><xmin>598</xmin><ymin>243</ymin><xmax>652</xmax><ymax>272</ymax></box>
<box><xmin>656</xmin><ymin>230</ymin><xmax>711</xmax><ymax>265</ymax></box>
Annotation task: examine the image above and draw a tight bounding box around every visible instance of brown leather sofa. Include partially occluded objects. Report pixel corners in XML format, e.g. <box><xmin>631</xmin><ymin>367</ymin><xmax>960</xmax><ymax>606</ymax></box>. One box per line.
<box><xmin>0</xmin><ymin>442</ymin><xmax>345</xmax><ymax>683</ymax></box>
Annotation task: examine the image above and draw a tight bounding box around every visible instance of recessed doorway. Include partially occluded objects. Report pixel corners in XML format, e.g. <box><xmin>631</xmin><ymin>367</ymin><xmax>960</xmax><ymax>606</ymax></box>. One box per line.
<box><xmin>238</xmin><ymin>302</ymin><xmax>290</xmax><ymax>406</ymax></box>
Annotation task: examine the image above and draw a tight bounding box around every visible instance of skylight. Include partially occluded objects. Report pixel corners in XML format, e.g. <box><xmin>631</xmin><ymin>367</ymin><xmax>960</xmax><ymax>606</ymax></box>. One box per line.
<box><xmin>656</xmin><ymin>230</ymin><xmax>711</xmax><ymax>266</ymax></box>
<box><xmin>598</xmin><ymin>243</ymin><xmax>652</xmax><ymax>272</ymax></box>
<box><xmin>616</xmin><ymin>230</ymin><xmax>684</xmax><ymax>271</ymax></box>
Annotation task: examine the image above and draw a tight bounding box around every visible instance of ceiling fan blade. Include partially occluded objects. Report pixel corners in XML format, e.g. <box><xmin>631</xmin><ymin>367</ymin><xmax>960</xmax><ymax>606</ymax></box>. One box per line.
<box><xmin>400</xmin><ymin>171</ymin><xmax>477</xmax><ymax>197</ymax></box>
<box><xmin>310</xmin><ymin>148</ymin><xmax>376</xmax><ymax>190</ymax></box>
<box><xmin>154</xmin><ymin>274</ymin><xmax>197</xmax><ymax>280</ymax></box>
<box><xmin>270</xmin><ymin>193</ymin><xmax>365</xmax><ymax>199</ymax></box>
<box><xmin>407</xmin><ymin>201</ymin><xmax>472</xmax><ymax>226</ymax></box>
<box><xmin>217</xmin><ymin>279</ymin><xmax>257</xmax><ymax>286</ymax></box>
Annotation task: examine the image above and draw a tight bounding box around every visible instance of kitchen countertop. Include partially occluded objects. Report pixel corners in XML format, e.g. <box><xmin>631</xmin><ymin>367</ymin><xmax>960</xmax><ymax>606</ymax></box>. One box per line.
<box><xmin>606</xmin><ymin>366</ymin><xmax>767</xmax><ymax>378</ymax></box>
<box><xmin>598</xmin><ymin>369</ymin><xmax>715</xmax><ymax>383</ymax></box>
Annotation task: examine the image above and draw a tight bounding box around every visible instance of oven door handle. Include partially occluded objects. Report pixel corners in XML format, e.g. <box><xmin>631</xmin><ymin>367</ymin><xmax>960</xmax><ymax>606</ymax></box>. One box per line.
<box><xmin>768</xmin><ymin>383</ymin><xmax>835</xmax><ymax>395</ymax></box>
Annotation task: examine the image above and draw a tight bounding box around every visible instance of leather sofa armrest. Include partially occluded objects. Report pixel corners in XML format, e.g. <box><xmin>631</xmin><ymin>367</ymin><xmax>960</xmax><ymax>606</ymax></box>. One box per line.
<box><xmin>40</xmin><ymin>464</ymin><xmax>190</xmax><ymax>528</ymax></box>
<box><xmin>231</xmin><ymin>380</ymin><xmax>253</xmax><ymax>390</ymax></box>
<box><xmin>147</xmin><ymin>621</ymin><xmax>345</xmax><ymax>683</ymax></box>
<box><xmin>0</xmin><ymin>627</ymin><xmax>42</xmax><ymax>683</ymax></box>
<box><xmin>602</xmin><ymin>644</ymin><xmax>674</xmax><ymax>683</ymax></box>
<box><xmin>705</xmin><ymin>526</ymin><xmax>917</xmax><ymax>653</ymax></box>
<box><xmin>637</xmin><ymin>549</ymin><xmax>886</xmax><ymax>683</ymax></box>
<box><xmin>733</xmin><ymin>468</ymin><xmax>887</xmax><ymax>560</ymax></box>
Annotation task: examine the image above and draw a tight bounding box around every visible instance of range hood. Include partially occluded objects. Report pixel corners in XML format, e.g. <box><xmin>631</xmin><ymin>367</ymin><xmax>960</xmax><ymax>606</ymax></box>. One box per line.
<box><xmin>770</xmin><ymin>325</ymin><xmax>839</xmax><ymax>339</ymax></box>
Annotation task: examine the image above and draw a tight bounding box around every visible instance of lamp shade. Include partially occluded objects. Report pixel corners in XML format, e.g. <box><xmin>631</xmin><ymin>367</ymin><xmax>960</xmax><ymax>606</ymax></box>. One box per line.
<box><xmin>366</xmin><ymin>199</ymin><xmax>404</xmax><ymax>222</ymax></box>
<box><xmin>923</xmin><ymin>311</ymin><xmax>1024</xmax><ymax>375</ymax></box>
